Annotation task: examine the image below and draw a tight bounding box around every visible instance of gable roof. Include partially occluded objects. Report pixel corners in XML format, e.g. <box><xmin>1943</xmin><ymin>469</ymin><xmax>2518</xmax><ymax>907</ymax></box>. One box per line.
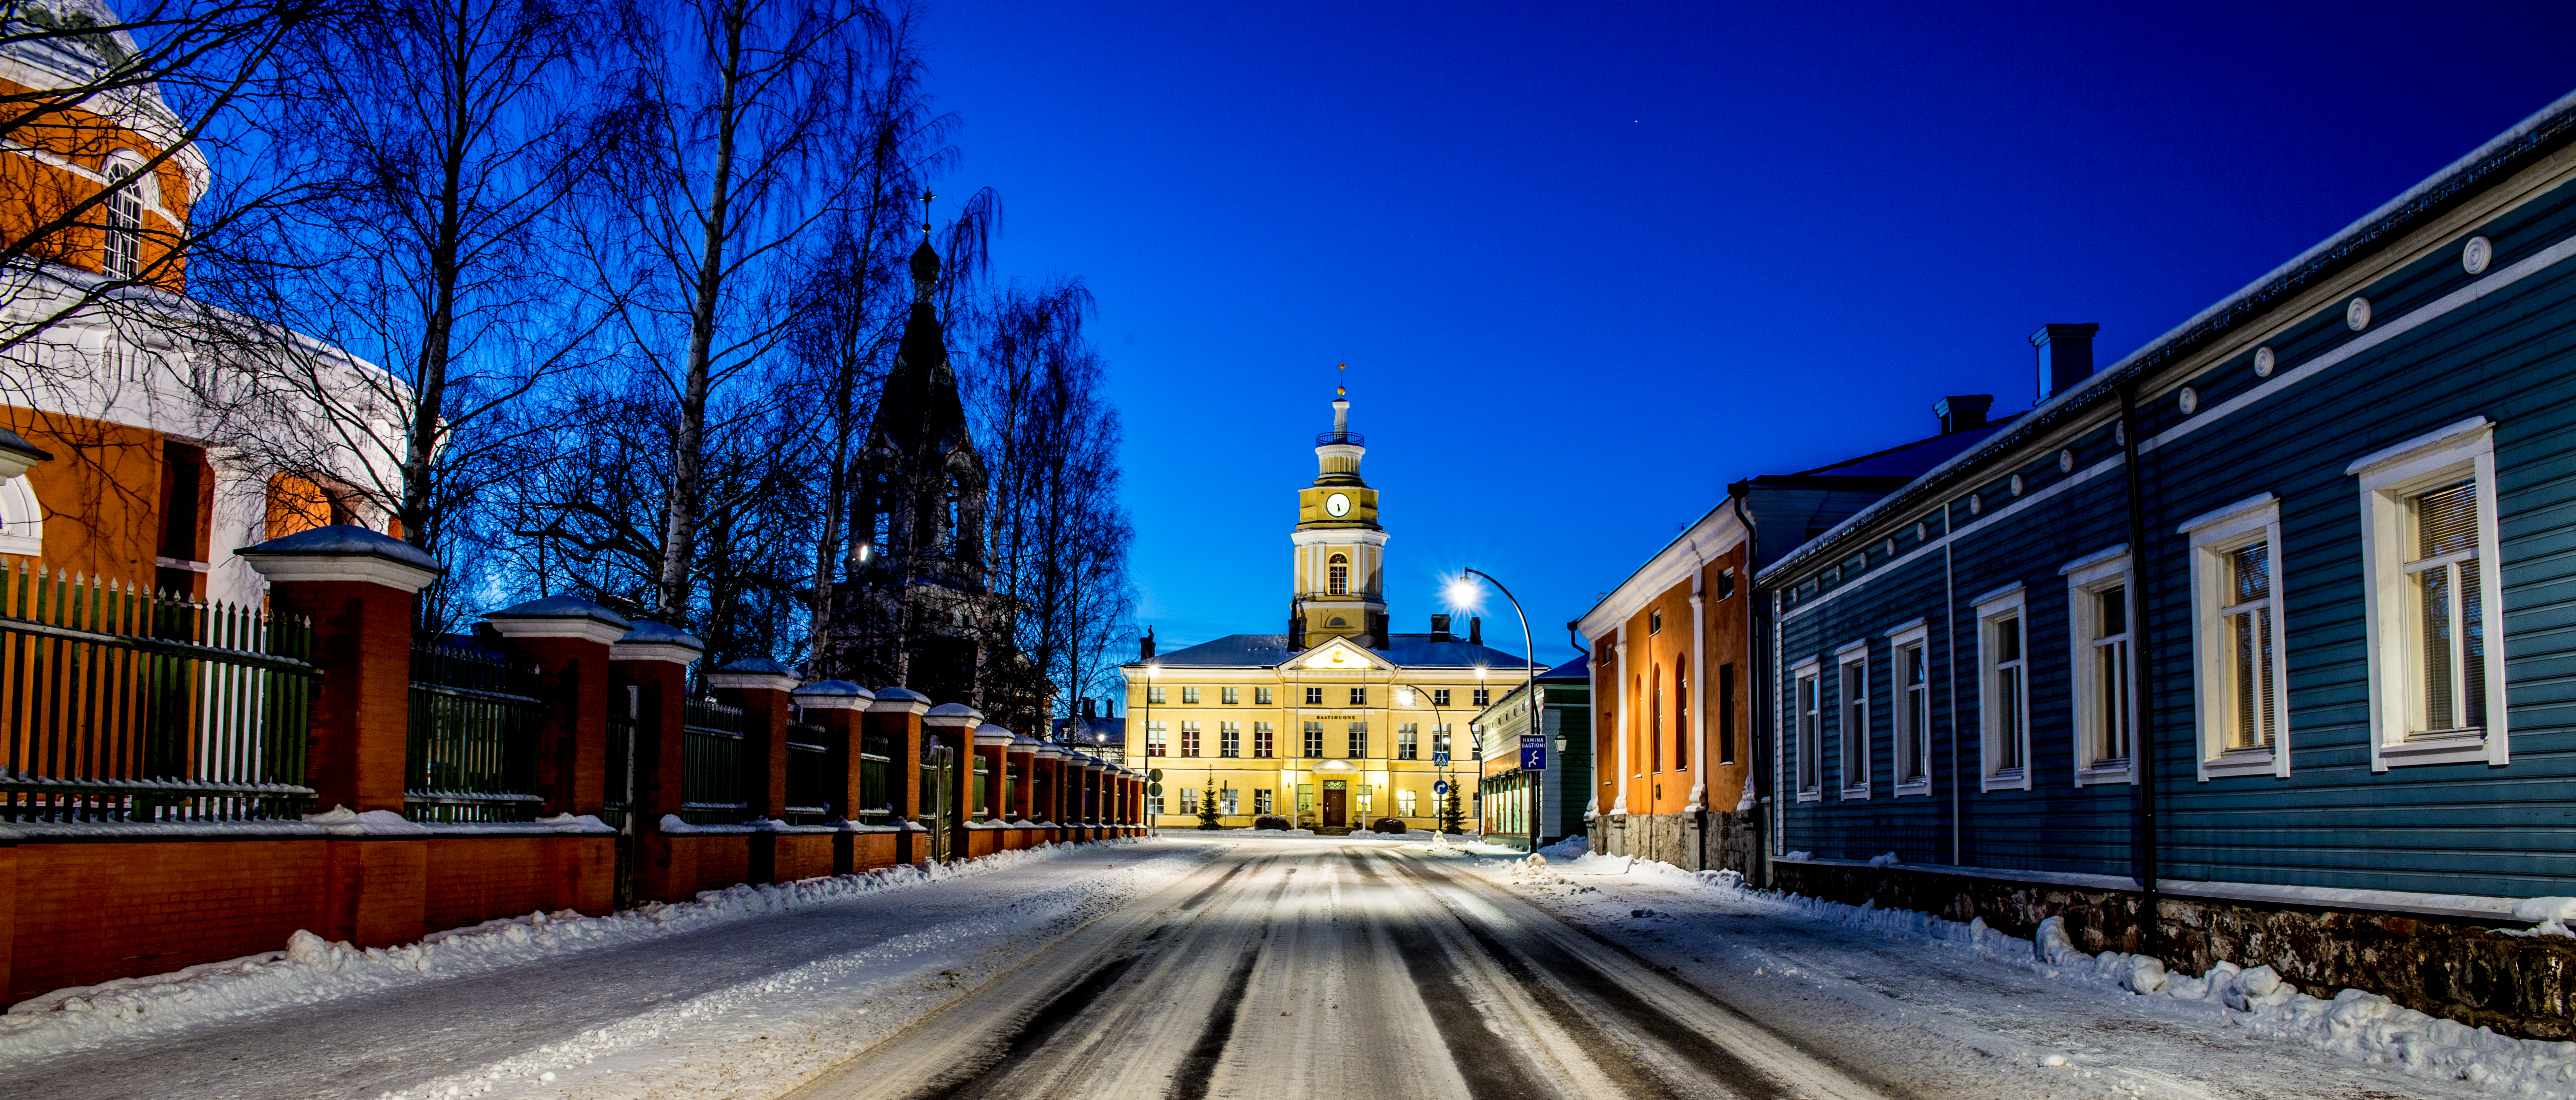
<box><xmin>1127</xmin><ymin>633</ymin><xmax>1531</xmax><ymax>671</ymax></box>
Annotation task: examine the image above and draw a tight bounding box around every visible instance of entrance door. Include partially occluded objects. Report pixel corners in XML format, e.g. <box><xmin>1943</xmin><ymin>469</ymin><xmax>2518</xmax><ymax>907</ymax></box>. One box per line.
<box><xmin>1322</xmin><ymin>780</ymin><xmax>1348</xmax><ymax>827</ymax></box>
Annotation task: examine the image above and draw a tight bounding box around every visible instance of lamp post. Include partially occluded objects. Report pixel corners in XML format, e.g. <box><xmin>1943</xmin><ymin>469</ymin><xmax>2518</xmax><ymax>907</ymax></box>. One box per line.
<box><xmin>1399</xmin><ymin>681</ymin><xmax>1447</xmax><ymax>832</ymax></box>
<box><xmin>1450</xmin><ymin>568</ymin><xmax>1540</xmax><ymax>856</ymax></box>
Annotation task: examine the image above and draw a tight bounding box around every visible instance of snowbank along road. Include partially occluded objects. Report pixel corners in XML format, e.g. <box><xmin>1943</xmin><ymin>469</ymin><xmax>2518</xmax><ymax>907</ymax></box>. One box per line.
<box><xmin>788</xmin><ymin>840</ymin><xmax>1892</xmax><ymax>1100</ymax></box>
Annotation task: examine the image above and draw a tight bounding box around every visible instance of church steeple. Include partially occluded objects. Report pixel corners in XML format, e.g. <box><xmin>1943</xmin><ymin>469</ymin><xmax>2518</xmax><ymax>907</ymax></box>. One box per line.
<box><xmin>1289</xmin><ymin>376</ymin><xmax>1388</xmax><ymax>648</ymax></box>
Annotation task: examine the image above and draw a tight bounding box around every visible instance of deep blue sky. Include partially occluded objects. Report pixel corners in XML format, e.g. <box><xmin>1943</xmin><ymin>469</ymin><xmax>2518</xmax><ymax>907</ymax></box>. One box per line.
<box><xmin>922</xmin><ymin>1</ymin><xmax>2576</xmax><ymax>665</ymax></box>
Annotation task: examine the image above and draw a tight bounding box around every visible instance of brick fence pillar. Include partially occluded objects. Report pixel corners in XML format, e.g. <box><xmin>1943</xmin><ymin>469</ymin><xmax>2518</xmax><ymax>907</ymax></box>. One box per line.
<box><xmin>713</xmin><ymin>658</ymin><xmax>798</xmax><ymax>884</ymax></box>
<box><xmin>1080</xmin><ymin>756</ymin><xmax>1104</xmax><ymax>841</ymax></box>
<box><xmin>924</xmin><ymin>704</ymin><xmax>980</xmax><ymax>860</ymax></box>
<box><xmin>483</xmin><ymin>595</ymin><xmax>629</xmax><ymax>816</ymax></box>
<box><xmin>793</xmin><ymin>680</ymin><xmax>873</xmax><ymax>873</ymax></box>
<box><xmin>865</xmin><ymin>688</ymin><xmax>928</xmax><ymax>864</ymax></box>
<box><xmin>610</xmin><ymin>621</ymin><xmax>703</xmax><ymax>902</ymax></box>
<box><xmin>240</xmin><ymin>525</ymin><xmax>441</xmax><ymax>814</ymax></box>
<box><xmin>1006</xmin><ymin>734</ymin><xmax>1038</xmax><ymax>823</ymax></box>
<box><xmin>972</xmin><ymin>724</ymin><xmax>1012</xmax><ymax>824</ymax></box>
<box><xmin>1031</xmin><ymin>745</ymin><xmax>1060</xmax><ymax>841</ymax></box>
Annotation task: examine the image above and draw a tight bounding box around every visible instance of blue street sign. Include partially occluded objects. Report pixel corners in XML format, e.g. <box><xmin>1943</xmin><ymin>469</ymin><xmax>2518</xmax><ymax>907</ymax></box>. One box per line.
<box><xmin>1519</xmin><ymin>734</ymin><xmax>1548</xmax><ymax>771</ymax></box>
<box><xmin>1432</xmin><ymin>751</ymin><xmax>1450</xmax><ymax>766</ymax></box>
<box><xmin>1434</xmin><ymin>780</ymin><xmax>1450</xmax><ymax>796</ymax></box>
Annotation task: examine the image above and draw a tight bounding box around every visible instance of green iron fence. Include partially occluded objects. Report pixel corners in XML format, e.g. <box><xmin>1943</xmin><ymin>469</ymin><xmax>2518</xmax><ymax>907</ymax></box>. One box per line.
<box><xmin>601</xmin><ymin>707</ymin><xmax>633</xmax><ymax>830</ymax></box>
<box><xmin>784</xmin><ymin>722</ymin><xmax>831</xmax><ymax>824</ymax></box>
<box><xmin>856</xmin><ymin>731</ymin><xmax>890</xmax><ymax>825</ymax></box>
<box><xmin>0</xmin><ymin>563</ymin><xmax>315</xmax><ymax>822</ymax></box>
<box><xmin>406</xmin><ymin>637</ymin><xmax>543</xmax><ymax>822</ymax></box>
<box><xmin>971</xmin><ymin>753</ymin><xmax>989</xmax><ymax>821</ymax></box>
<box><xmin>680</xmin><ymin>698</ymin><xmax>746</xmax><ymax>824</ymax></box>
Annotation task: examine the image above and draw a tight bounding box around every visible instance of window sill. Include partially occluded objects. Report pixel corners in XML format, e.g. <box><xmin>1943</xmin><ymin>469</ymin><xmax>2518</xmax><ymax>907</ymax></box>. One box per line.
<box><xmin>1838</xmin><ymin>785</ymin><xmax>1870</xmax><ymax>801</ymax></box>
<box><xmin>1981</xmin><ymin>768</ymin><xmax>2030</xmax><ymax>793</ymax></box>
<box><xmin>2201</xmin><ymin>748</ymin><xmax>2278</xmax><ymax>779</ymax></box>
<box><xmin>2378</xmin><ymin>729</ymin><xmax>2490</xmax><ymax>769</ymax></box>
<box><xmin>1893</xmin><ymin>780</ymin><xmax>1931</xmax><ymax>798</ymax></box>
<box><xmin>1796</xmin><ymin>789</ymin><xmax>1822</xmax><ymax>803</ymax></box>
<box><xmin>2076</xmin><ymin>761</ymin><xmax>2133</xmax><ymax>786</ymax></box>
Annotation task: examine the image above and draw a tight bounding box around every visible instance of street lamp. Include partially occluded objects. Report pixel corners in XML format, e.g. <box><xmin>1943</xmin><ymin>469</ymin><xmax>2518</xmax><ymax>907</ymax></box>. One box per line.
<box><xmin>1399</xmin><ymin>681</ymin><xmax>1453</xmax><ymax>833</ymax></box>
<box><xmin>1446</xmin><ymin>568</ymin><xmax>1540</xmax><ymax>856</ymax></box>
<box><xmin>1142</xmin><ymin>662</ymin><xmax>1158</xmax><ymax>832</ymax></box>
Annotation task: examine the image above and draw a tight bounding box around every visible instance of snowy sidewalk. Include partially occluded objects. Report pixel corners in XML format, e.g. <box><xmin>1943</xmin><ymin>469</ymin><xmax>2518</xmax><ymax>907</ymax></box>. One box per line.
<box><xmin>1461</xmin><ymin>843</ymin><xmax>2555</xmax><ymax>1099</ymax></box>
<box><xmin>0</xmin><ymin>839</ymin><xmax>1218</xmax><ymax>1100</ymax></box>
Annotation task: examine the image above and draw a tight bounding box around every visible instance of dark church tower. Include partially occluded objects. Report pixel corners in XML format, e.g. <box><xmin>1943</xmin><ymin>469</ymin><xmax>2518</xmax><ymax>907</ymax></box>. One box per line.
<box><xmin>820</xmin><ymin>237</ymin><xmax>1044</xmax><ymax>728</ymax></box>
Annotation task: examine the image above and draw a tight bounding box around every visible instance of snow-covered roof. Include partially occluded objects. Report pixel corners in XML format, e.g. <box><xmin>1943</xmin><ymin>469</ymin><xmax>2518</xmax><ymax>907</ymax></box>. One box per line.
<box><xmin>1128</xmin><ymin>633</ymin><xmax>1531</xmax><ymax>671</ymax></box>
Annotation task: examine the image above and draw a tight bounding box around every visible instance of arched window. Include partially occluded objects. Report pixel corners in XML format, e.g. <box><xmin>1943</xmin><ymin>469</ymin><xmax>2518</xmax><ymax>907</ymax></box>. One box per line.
<box><xmin>1675</xmin><ymin>663</ymin><xmax>1689</xmax><ymax>770</ymax></box>
<box><xmin>942</xmin><ymin>476</ymin><xmax>963</xmax><ymax>557</ymax></box>
<box><xmin>1650</xmin><ymin>666</ymin><xmax>1663</xmax><ymax>772</ymax></box>
<box><xmin>102</xmin><ymin>162</ymin><xmax>141</xmax><ymax>280</ymax></box>
<box><xmin>1328</xmin><ymin>553</ymin><xmax>1349</xmax><ymax>596</ymax></box>
<box><xmin>0</xmin><ymin>473</ymin><xmax>43</xmax><ymax>557</ymax></box>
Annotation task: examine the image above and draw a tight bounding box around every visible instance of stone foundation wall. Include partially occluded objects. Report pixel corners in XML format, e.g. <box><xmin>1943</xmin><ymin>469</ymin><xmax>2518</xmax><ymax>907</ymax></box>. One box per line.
<box><xmin>1598</xmin><ymin>812</ymin><xmax>1705</xmax><ymax>870</ymax></box>
<box><xmin>1702</xmin><ymin>809</ymin><xmax>1757</xmax><ymax>876</ymax></box>
<box><xmin>1769</xmin><ymin>860</ymin><xmax>2576</xmax><ymax>1040</ymax></box>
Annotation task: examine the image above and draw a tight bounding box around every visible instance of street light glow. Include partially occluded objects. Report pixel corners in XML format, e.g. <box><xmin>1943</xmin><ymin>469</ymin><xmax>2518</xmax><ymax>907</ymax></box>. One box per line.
<box><xmin>1440</xmin><ymin>572</ymin><xmax>1486</xmax><ymax>614</ymax></box>
<box><xmin>1396</xmin><ymin>687</ymin><xmax>1415</xmax><ymax>706</ymax></box>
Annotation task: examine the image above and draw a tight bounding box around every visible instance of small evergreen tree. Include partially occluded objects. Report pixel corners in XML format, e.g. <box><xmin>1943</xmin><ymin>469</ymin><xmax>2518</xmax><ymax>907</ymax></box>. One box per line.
<box><xmin>1440</xmin><ymin>787</ymin><xmax>1467</xmax><ymax>834</ymax></box>
<box><xmin>1198</xmin><ymin>787</ymin><xmax>1225</xmax><ymax>830</ymax></box>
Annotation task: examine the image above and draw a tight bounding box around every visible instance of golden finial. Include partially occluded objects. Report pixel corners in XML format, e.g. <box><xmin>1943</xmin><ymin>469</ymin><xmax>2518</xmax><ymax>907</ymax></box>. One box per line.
<box><xmin>920</xmin><ymin>190</ymin><xmax>937</xmax><ymax>240</ymax></box>
<box><xmin>1336</xmin><ymin>361</ymin><xmax>1346</xmax><ymax>397</ymax></box>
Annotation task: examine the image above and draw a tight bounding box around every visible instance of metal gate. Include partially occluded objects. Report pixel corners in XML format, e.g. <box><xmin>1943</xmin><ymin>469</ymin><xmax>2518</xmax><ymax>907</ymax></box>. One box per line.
<box><xmin>919</xmin><ymin>740</ymin><xmax>954</xmax><ymax>862</ymax></box>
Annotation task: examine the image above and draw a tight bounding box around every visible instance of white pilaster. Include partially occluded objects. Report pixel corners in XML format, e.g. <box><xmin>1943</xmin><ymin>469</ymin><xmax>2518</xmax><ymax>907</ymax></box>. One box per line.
<box><xmin>1611</xmin><ymin>634</ymin><xmax>1630</xmax><ymax>815</ymax></box>
<box><xmin>1687</xmin><ymin>586</ymin><xmax>1707</xmax><ymax>812</ymax></box>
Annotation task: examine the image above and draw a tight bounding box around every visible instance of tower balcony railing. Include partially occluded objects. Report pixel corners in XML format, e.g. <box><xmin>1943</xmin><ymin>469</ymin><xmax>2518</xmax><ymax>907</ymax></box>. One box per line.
<box><xmin>1313</xmin><ymin>431</ymin><xmax>1364</xmax><ymax>446</ymax></box>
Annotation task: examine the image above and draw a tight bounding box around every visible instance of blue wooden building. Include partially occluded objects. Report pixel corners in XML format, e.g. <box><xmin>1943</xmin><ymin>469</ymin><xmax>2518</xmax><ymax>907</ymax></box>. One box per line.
<box><xmin>1753</xmin><ymin>91</ymin><xmax>2576</xmax><ymax>1032</ymax></box>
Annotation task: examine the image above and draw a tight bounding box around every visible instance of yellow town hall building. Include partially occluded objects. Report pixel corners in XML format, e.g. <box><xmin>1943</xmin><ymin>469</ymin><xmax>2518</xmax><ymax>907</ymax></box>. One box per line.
<box><xmin>1122</xmin><ymin>390</ymin><xmax>1529</xmax><ymax>830</ymax></box>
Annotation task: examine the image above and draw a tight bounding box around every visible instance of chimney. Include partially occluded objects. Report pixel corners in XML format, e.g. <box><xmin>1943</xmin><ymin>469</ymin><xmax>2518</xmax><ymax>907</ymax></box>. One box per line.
<box><xmin>1430</xmin><ymin>613</ymin><xmax>1453</xmax><ymax>642</ymax></box>
<box><xmin>1082</xmin><ymin>697</ymin><xmax>1095</xmax><ymax>720</ymax></box>
<box><xmin>2031</xmin><ymin>323</ymin><xmax>2100</xmax><ymax>402</ymax></box>
<box><xmin>1935</xmin><ymin>395</ymin><xmax>1994</xmax><ymax>434</ymax></box>
<box><xmin>1139</xmin><ymin>627</ymin><xmax>1155</xmax><ymax>661</ymax></box>
<box><xmin>1289</xmin><ymin>613</ymin><xmax>1306</xmax><ymax>650</ymax></box>
<box><xmin>1469</xmin><ymin>616</ymin><xmax>1482</xmax><ymax>645</ymax></box>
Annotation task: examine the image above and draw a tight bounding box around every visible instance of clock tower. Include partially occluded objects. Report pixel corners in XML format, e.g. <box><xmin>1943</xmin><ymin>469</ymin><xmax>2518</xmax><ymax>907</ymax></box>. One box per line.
<box><xmin>1290</xmin><ymin>387</ymin><xmax>1387</xmax><ymax>647</ymax></box>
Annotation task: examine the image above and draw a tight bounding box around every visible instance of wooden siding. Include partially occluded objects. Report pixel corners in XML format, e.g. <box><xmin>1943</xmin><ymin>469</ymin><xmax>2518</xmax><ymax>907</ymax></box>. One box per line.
<box><xmin>1769</xmin><ymin>163</ymin><xmax>2576</xmax><ymax>900</ymax></box>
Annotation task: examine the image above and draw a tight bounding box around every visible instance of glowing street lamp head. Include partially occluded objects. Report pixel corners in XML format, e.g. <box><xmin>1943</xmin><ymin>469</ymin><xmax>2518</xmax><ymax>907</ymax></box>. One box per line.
<box><xmin>1441</xmin><ymin>572</ymin><xmax>1486</xmax><ymax>614</ymax></box>
<box><xmin>1396</xmin><ymin>687</ymin><xmax>1416</xmax><ymax>707</ymax></box>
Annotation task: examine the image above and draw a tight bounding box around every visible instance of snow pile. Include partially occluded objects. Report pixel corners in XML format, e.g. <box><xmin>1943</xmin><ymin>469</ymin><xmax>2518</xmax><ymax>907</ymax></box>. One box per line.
<box><xmin>1543</xmin><ymin>859</ymin><xmax>2576</xmax><ymax>1096</ymax></box>
<box><xmin>0</xmin><ymin>838</ymin><xmax>1132</xmax><ymax>1062</ymax></box>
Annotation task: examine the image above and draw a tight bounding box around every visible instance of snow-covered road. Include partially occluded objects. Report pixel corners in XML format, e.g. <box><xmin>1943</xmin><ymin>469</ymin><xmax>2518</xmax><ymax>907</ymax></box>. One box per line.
<box><xmin>789</xmin><ymin>840</ymin><xmax>1884</xmax><ymax>1100</ymax></box>
<box><xmin>4</xmin><ymin>835</ymin><xmax>2536</xmax><ymax>1098</ymax></box>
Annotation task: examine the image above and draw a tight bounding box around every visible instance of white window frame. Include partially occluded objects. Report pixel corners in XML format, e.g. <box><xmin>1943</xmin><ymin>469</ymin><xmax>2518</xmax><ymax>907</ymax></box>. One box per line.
<box><xmin>2181</xmin><ymin>493</ymin><xmax>2290</xmax><ymax>780</ymax></box>
<box><xmin>1221</xmin><ymin>686</ymin><xmax>1240</xmax><ymax>705</ymax></box>
<box><xmin>2350</xmin><ymin>417</ymin><xmax>2508</xmax><ymax>771</ymax></box>
<box><xmin>1145</xmin><ymin>720</ymin><xmax>1167</xmax><ymax>757</ymax></box>
<box><xmin>1973</xmin><ymin>582</ymin><xmax>2031</xmax><ymax>792</ymax></box>
<box><xmin>1181</xmin><ymin>686</ymin><xmax>1200</xmax><ymax>705</ymax></box>
<box><xmin>1792</xmin><ymin>656</ymin><xmax>1822</xmax><ymax>801</ymax></box>
<box><xmin>1397</xmin><ymin>788</ymin><xmax>1417</xmax><ymax>816</ymax></box>
<box><xmin>1884</xmin><ymin>618</ymin><xmax>1931</xmax><ymax>796</ymax></box>
<box><xmin>1219</xmin><ymin>721</ymin><xmax>1241</xmax><ymax>758</ymax></box>
<box><xmin>2061</xmin><ymin>545</ymin><xmax>2137</xmax><ymax>787</ymax></box>
<box><xmin>1835</xmin><ymin>638</ymin><xmax>1871</xmax><ymax>799</ymax></box>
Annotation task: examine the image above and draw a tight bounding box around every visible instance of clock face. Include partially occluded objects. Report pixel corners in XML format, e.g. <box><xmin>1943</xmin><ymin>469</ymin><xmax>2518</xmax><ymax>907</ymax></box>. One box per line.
<box><xmin>1325</xmin><ymin>492</ymin><xmax>1351</xmax><ymax>517</ymax></box>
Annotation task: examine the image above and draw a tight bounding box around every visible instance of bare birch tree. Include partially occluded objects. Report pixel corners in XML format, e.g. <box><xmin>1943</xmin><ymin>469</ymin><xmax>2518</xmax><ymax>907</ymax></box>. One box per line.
<box><xmin>588</xmin><ymin>0</ymin><xmax>868</xmax><ymax>624</ymax></box>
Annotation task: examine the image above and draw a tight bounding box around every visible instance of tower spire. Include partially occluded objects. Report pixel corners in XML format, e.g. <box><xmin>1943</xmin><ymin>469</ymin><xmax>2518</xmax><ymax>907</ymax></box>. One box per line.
<box><xmin>909</xmin><ymin>190</ymin><xmax>941</xmax><ymax>303</ymax></box>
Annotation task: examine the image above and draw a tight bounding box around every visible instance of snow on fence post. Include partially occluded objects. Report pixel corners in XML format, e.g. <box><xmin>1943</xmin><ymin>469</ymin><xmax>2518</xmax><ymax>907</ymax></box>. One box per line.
<box><xmin>609</xmin><ymin>621</ymin><xmax>702</xmax><ymax>902</ymax></box>
<box><xmin>482</xmin><ymin>595</ymin><xmax>630</xmax><ymax>817</ymax></box>
<box><xmin>710</xmin><ymin>658</ymin><xmax>799</xmax><ymax>883</ymax></box>
<box><xmin>865</xmin><ymin>688</ymin><xmax>929</xmax><ymax>865</ymax></box>
<box><xmin>239</xmin><ymin>525</ymin><xmax>441</xmax><ymax>816</ymax></box>
<box><xmin>1080</xmin><ymin>756</ymin><xmax>1105</xmax><ymax>840</ymax></box>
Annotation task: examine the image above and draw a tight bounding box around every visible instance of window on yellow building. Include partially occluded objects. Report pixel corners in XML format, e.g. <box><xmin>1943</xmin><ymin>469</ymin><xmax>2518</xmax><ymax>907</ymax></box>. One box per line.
<box><xmin>1329</xmin><ymin>553</ymin><xmax>1349</xmax><ymax>595</ymax></box>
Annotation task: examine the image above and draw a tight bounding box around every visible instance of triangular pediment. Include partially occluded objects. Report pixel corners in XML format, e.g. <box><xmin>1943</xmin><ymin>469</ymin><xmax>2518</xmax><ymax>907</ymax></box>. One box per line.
<box><xmin>1285</xmin><ymin>636</ymin><xmax>1390</xmax><ymax>672</ymax></box>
